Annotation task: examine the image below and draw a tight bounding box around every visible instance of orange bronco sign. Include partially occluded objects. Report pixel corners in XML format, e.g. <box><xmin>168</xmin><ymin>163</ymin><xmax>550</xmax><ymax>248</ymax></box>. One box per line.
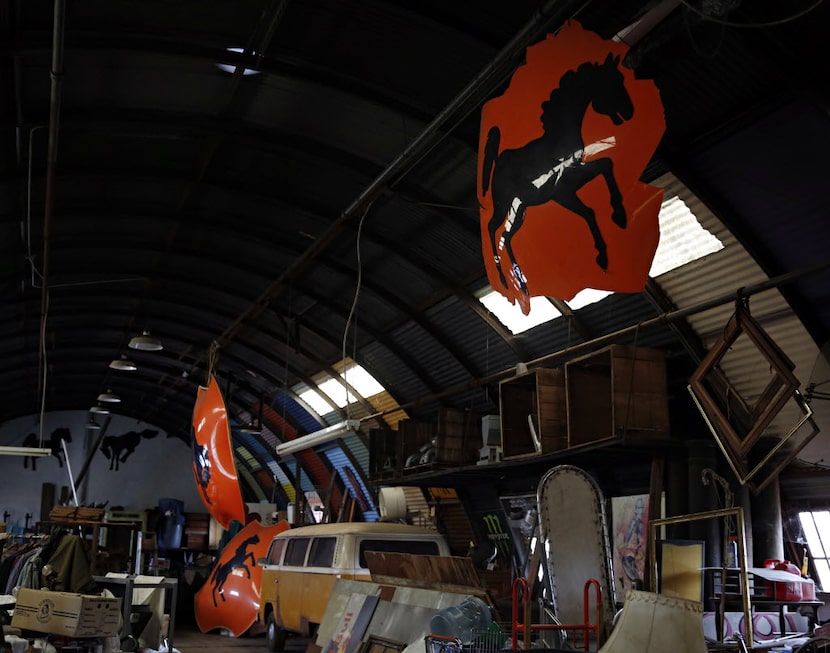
<box><xmin>479</xmin><ymin>22</ymin><xmax>665</xmax><ymax>313</ymax></box>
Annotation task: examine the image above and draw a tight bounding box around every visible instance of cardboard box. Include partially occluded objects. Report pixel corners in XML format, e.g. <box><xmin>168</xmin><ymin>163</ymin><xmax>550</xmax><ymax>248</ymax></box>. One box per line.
<box><xmin>12</xmin><ymin>588</ymin><xmax>121</xmax><ymax>637</ymax></box>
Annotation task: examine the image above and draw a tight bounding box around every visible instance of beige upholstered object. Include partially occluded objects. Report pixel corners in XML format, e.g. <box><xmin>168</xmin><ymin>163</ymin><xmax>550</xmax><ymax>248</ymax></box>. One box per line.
<box><xmin>599</xmin><ymin>590</ymin><xmax>707</xmax><ymax>653</ymax></box>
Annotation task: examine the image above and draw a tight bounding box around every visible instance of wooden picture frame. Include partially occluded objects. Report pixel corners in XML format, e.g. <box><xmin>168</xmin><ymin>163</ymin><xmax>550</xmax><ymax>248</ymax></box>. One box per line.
<box><xmin>687</xmin><ymin>299</ymin><xmax>814</xmax><ymax>492</ymax></box>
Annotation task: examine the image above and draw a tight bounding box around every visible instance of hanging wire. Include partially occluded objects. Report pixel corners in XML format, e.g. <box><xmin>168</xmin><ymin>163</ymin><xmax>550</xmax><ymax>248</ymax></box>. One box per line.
<box><xmin>37</xmin><ymin>289</ymin><xmax>50</xmax><ymax>448</ymax></box>
<box><xmin>341</xmin><ymin>198</ymin><xmax>376</xmax><ymax>419</ymax></box>
<box><xmin>207</xmin><ymin>341</ymin><xmax>220</xmax><ymax>380</ymax></box>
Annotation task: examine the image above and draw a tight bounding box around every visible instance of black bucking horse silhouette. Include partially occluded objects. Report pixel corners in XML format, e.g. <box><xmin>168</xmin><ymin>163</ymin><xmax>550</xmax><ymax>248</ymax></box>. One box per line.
<box><xmin>191</xmin><ymin>430</ymin><xmax>213</xmax><ymax>505</ymax></box>
<box><xmin>100</xmin><ymin>428</ymin><xmax>159</xmax><ymax>471</ymax></box>
<box><xmin>483</xmin><ymin>53</ymin><xmax>634</xmax><ymax>298</ymax></box>
<box><xmin>22</xmin><ymin>427</ymin><xmax>72</xmax><ymax>471</ymax></box>
<box><xmin>210</xmin><ymin>533</ymin><xmax>260</xmax><ymax>607</ymax></box>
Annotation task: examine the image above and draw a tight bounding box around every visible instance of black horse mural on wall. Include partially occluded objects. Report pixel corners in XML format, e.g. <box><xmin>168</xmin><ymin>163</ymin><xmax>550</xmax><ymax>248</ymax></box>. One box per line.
<box><xmin>100</xmin><ymin>428</ymin><xmax>159</xmax><ymax>470</ymax></box>
<box><xmin>22</xmin><ymin>427</ymin><xmax>72</xmax><ymax>470</ymax></box>
<box><xmin>209</xmin><ymin>533</ymin><xmax>260</xmax><ymax>607</ymax></box>
<box><xmin>482</xmin><ymin>53</ymin><xmax>634</xmax><ymax>296</ymax></box>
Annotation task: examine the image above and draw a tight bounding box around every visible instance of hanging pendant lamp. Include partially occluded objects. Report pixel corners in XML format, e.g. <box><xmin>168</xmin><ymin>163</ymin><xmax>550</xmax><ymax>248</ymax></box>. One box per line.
<box><xmin>109</xmin><ymin>354</ymin><xmax>137</xmax><ymax>371</ymax></box>
<box><xmin>97</xmin><ymin>389</ymin><xmax>121</xmax><ymax>403</ymax></box>
<box><xmin>128</xmin><ymin>329</ymin><xmax>163</xmax><ymax>351</ymax></box>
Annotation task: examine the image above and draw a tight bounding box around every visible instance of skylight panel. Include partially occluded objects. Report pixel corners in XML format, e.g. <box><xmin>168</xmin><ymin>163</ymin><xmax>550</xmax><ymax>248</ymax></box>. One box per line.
<box><xmin>301</xmin><ymin>364</ymin><xmax>386</xmax><ymax>413</ymax></box>
<box><xmin>479</xmin><ymin>290</ymin><xmax>561</xmax><ymax>335</ymax></box>
<box><xmin>477</xmin><ymin>192</ymin><xmax>722</xmax><ymax>331</ymax></box>
<box><xmin>650</xmin><ymin>195</ymin><xmax>723</xmax><ymax>277</ymax></box>
<box><xmin>568</xmin><ymin>288</ymin><xmax>613</xmax><ymax>310</ymax></box>
<box><xmin>298</xmin><ymin>388</ymin><xmax>334</xmax><ymax>416</ymax></box>
<box><xmin>216</xmin><ymin>47</ymin><xmax>261</xmax><ymax>76</ymax></box>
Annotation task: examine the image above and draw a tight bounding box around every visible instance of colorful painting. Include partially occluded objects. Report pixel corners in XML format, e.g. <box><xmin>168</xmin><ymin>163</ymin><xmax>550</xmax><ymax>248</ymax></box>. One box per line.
<box><xmin>478</xmin><ymin>21</ymin><xmax>665</xmax><ymax>313</ymax></box>
<box><xmin>611</xmin><ymin>493</ymin><xmax>649</xmax><ymax>596</ymax></box>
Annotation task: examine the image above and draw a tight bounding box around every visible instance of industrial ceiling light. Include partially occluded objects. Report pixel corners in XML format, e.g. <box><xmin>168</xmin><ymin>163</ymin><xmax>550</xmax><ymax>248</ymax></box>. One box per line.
<box><xmin>128</xmin><ymin>329</ymin><xmax>163</xmax><ymax>351</ymax></box>
<box><xmin>97</xmin><ymin>389</ymin><xmax>121</xmax><ymax>403</ymax></box>
<box><xmin>89</xmin><ymin>404</ymin><xmax>110</xmax><ymax>415</ymax></box>
<box><xmin>109</xmin><ymin>354</ymin><xmax>137</xmax><ymax>371</ymax></box>
<box><xmin>85</xmin><ymin>417</ymin><xmax>102</xmax><ymax>431</ymax></box>
<box><xmin>0</xmin><ymin>446</ymin><xmax>51</xmax><ymax>457</ymax></box>
<box><xmin>274</xmin><ymin>419</ymin><xmax>360</xmax><ymax>457</ymax></box>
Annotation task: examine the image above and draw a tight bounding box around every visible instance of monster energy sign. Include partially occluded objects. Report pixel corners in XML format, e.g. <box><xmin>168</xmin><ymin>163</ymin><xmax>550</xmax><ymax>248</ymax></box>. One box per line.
<box><xmin>480</xmin><ymin>512</ymin><xmax>512</xmax><ymax>559</ymax></box>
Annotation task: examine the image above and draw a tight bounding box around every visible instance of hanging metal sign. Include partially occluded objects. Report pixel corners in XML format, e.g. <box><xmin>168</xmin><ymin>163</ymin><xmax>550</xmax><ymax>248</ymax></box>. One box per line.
<box><xmin>191</xmin><ymin>373</ymin><xmax>247</xmax><ymax>528</ymax></box>
<box><xmin>195</xmin><ymin>518</ymin><xmax>290</xmax><ymax>636</ymax></box>
<box><xmin>479</xmin><ymin>21</ymin><xmax>665</xmax><ymax>313</ymax></box>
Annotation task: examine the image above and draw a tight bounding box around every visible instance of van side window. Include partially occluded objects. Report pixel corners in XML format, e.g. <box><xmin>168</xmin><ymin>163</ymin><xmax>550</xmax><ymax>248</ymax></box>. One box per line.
<box><xmin>266</xmin><ymin>539</ymin><xmax>286</xmax><ymax>565</ymax></box>
<box><xmin>284</xmin><ymin>537</ymin><xmax>310</xmax><ymax>566</ymax></box>
<box><xmin>358</xmin><ymin>539</ymin><xmax>441</xmax><ymax>568</ymax></box>
<box><xmin>307</xmin><ymin>536</ymin><xmax>337</xmax><ymax>567</ymax></box>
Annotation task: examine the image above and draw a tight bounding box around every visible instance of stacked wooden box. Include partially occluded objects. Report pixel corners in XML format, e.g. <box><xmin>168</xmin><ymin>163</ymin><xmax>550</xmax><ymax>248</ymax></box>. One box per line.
<box><xmin>434</xmin><ymin>407</ymin><xmax>482</xmax><ymax>466</ymax></box>
<box><xmin>499</xmin><ymin>368</ymin><xmax>567</xmax><ymax>460</ymax></box>
<box><xmin>399</xmin><ymin>418</ymin><xmax>438</xmax><ymax>474</ymax></box>
<box><xmin>368</xmin><ymin>428</ymin><xmax>399</xmax><ymax>480</ymax></box>
<box><xmin>565</xmin><ymin>344</ymin><xmax>669</xmax><ymax>449</ymax></box>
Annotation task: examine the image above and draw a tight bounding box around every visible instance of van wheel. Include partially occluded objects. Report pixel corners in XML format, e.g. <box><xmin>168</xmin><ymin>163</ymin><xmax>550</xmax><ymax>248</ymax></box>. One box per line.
<box><xmin>266</xmin><ymin>612</ymin><xmax>287</xmax><ymax>652</ymax></box>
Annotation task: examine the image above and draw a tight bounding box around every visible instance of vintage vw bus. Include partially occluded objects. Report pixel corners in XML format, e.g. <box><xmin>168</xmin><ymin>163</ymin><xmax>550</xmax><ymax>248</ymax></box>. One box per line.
<box><xmin>258</xmin><ymin>522</ymin><xmax>450</xmax><ymax>651</ymax></box>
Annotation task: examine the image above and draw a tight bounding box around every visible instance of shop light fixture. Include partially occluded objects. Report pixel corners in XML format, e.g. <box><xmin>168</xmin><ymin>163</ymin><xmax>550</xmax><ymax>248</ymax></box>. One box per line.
<box><xmin>85</xmin><ymin>418</ymin><xmax>102</xmax><ymax>431</ymax></box>
<box><xmin>109</xmin><ymin>355</ymin><xmax>137</xmax><ymax>371</ymax></box>
<box><xmin>97</xmin><ymin>389</ymin><xmax>121</xmax><ymax>403</ymax></box>
<box><xmin>275</xmin><ymin>419</ymin><xmax>360</xmax><ymax>457</ymax></box>
<box><xmin>128</xmin><ymin>329</ymin><xmax>163</xmax><ymax>351</ymax></box>
<box><xmin>89</xmin><ymin>404</ymin><xmax>110</xmax><ymax>415</ymax></box>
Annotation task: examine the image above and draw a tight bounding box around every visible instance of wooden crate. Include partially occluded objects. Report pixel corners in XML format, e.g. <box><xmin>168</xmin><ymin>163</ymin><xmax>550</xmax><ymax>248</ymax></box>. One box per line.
<box><xmin>434</xmin><ymin>407</ymin><xmax>481</xmax><ymax>466</ymax></box>
<box><xmin>565</xmin><ymin>345</ymin><xmax>670</xmax><ymax>449</ymax></box>
<box><xmin>369</xmin><ymin>428</ymin><xmax>400</xmax><ymax>479</ymax></box>
<box><xmin>49</xmin><ymin>506</ymin><xmax>105</xmax><ymax>523</ymax></box>
<box><xmin>399</xmin><ymin>418</ymin><xmax>437</xmax><ymax>474</ymax></box>
<box><xmin>499</xmin><ymin>368</ymin><xmax>567</xmax><ymax>460</ymax></box>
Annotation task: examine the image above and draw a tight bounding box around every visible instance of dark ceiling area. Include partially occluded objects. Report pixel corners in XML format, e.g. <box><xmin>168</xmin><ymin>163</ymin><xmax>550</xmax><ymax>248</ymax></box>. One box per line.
<box><xmin>1</xmin><ymin>0</ymin><xmax>829</xmax><ymax>502</ymax></box>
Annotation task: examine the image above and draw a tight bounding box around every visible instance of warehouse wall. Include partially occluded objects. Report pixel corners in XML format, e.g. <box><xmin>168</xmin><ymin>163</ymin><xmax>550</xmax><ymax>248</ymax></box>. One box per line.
<box><xmin>0</xmin><ymin>410</ymin><xmax>202</xmax><ymax>530</ymax></box>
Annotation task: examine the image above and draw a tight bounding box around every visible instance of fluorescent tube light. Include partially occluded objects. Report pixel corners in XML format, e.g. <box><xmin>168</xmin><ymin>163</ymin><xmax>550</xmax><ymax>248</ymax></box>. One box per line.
<box><xmin>0</xmin><ymin>446</ymin><xmax>51</xmax><ymax>457</ymax></box>
<box><xmin>275</xmin><ymin>419</ymin><xmax>360</xmax><ymax>457</ymax></box>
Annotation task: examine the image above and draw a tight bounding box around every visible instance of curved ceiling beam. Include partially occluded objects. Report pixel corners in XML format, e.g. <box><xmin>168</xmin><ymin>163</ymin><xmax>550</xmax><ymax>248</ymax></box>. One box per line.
<box><xmin>30</xmin><ymin>203</ymin><xmax>506</xmax><ymax>398</ymax></box>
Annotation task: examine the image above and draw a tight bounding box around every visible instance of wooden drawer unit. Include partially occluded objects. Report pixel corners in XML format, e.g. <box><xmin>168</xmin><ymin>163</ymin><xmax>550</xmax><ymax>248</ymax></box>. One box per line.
<box><xmin>565</xmin><ymin>345</ymin><xmax>669</xmax><ymax>449</ymax></box>
<box><xmin>499</xmin><ymin>368</ymin><xmax>567</xmax><ymax>459</ymax></box>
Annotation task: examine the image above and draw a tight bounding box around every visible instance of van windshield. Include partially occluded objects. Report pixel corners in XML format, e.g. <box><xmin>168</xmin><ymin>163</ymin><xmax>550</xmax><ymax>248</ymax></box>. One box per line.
<box><xmin>358</xmin><ymin>539</ymin><xmax>441</xmax><ymax>568</ymax></box>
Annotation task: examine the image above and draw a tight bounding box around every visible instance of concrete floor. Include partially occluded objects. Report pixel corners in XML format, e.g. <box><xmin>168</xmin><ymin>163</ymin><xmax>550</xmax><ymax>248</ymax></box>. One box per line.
<box><xmin>171</xmin><ymin>617</ymin><xmax>311</xmax><ymax>653</ymax></box>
